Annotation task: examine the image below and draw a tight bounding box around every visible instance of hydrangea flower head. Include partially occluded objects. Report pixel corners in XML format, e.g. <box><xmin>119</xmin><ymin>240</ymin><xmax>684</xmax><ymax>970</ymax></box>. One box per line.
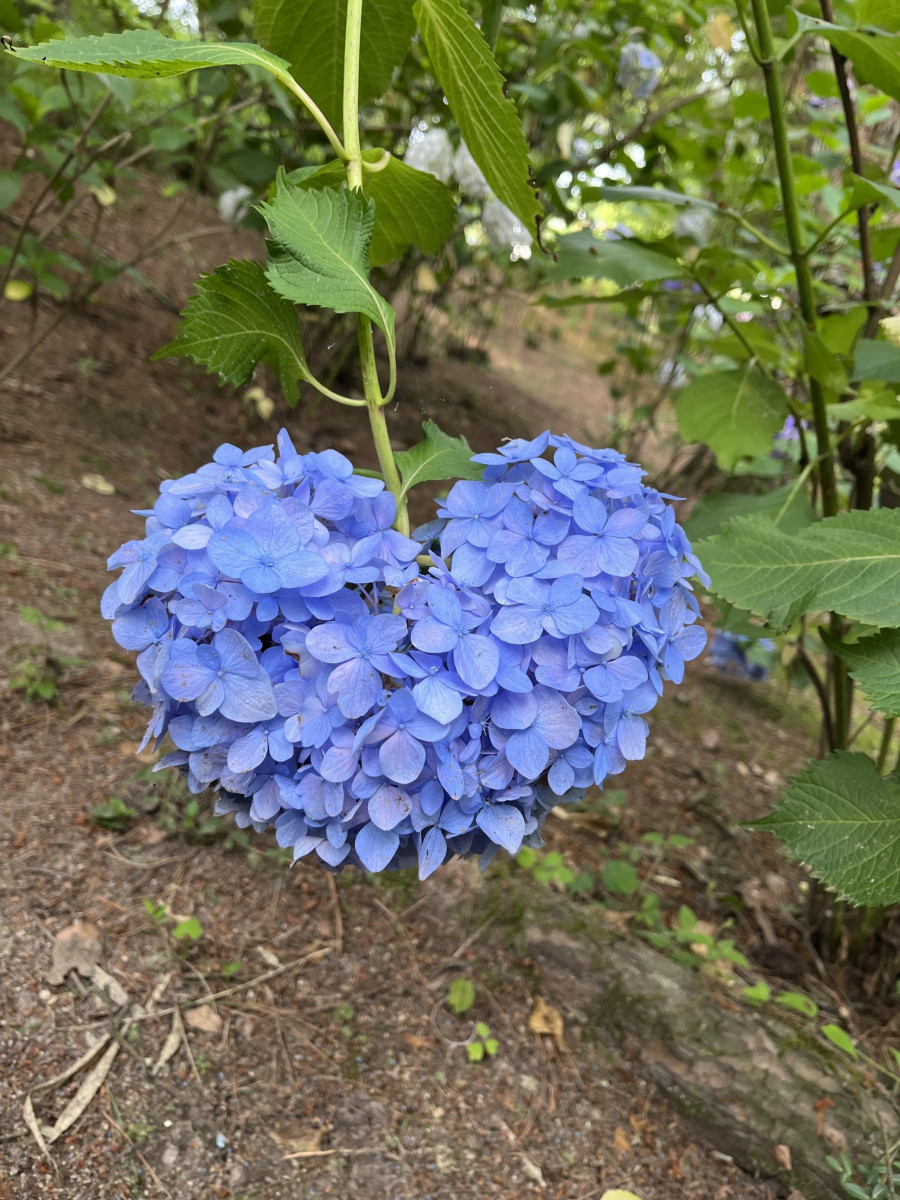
<box><xmin>616</xmin><ymin>41</ymin><xmax>663</xmax><ymax>99</ymax></box>
<box><xmin>103</xmin><ymin>430</ymin><xmax>706</xmax><ymax>880</ymax></box>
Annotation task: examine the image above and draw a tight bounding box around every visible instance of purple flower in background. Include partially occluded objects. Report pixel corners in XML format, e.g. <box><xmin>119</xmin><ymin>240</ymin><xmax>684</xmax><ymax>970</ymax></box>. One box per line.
<box><xmin>616</xmin><ymin>41</ymin><xmax>663</xmax><ymax>99</ymax></box>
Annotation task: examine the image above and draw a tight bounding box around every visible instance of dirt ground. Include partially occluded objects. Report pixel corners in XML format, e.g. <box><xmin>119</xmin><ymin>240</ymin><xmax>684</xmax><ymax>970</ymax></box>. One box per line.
<box><xmin>0</xmin><ymin>171</ymin><xmax>890</xmax><ymax>1200</ymax></box>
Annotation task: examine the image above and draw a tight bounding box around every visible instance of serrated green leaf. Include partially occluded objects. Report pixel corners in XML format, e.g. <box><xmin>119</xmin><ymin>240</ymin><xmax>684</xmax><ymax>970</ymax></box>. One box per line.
<box><xmin>552</xmin><ymin>229</ymin><xmax>685</xmax><ymax>287</ymax></box>
<box><xmin>684</xmin><ymin>483</ymin><xmax>815</xmax><ymax>544</ymax></box>
<box><xmin>285</xmin><ymin>151</ymin><xmax>456</xmax><ymax>268</ymax></box>
<box><xmin>259</xmin><ymin>172</ymin><xmax>395</xmax><ymax>351</ymax></box>
<box><xmin>394</xmin><ymin>419</ymin><xmax>482</xmax><ymax>498</ymax></box>
<box><xmin>852</xmin><ymin>339</ymin><xmax>900</xmax><ymax>383</ymax></box>
<box><xmin>413</xmin><ymin>0</ymin><xmax>540</xmax><ymax>238</ymax></box>
<box><xmin>677</xmin><ymin>367</ymin><xmax>789</xmax><ymax>471</ymax></box>
<box><xmin>796</xmin><ymin>14</ymin><xmax>900</xmax><ymax>102</ymax></box>
<box><xmin>821</xmin><ymin>1023</ymin><xmax>858</xmax><ymax>1058</ymax></box>
<box><xmin>253</xmin><ymin>0</ymin><xmax>415</xmax><ymax>129</ymax></box>
<box><xmin>822</xmin><ymin>628</ymin><xmax>900</xmax><ymax>717</ymax></box>
<box><xmin>750</xmin><ymin>752</ymin><xmax>900</xmax><ymax>906</ymax></box>
<box><xmin>697</xmin><ymin>509</ymin><xmax>900</xmax><ymax>628</ymax></box>
<box><xmin>155</xmin><ymin>259</ymin><xmax>309</xmax><ymax>404</ymax></box>
<box><xmin>13</xmin><ymin>28</ymin><xmax>290</xmax><ymax>80</ymax></box>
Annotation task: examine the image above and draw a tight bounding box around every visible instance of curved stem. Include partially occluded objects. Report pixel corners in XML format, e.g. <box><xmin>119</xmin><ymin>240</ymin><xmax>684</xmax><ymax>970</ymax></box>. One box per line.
<box><xmin>342</xmin><ymin>0</ymin><xmax>408</xmax><ymax>536</ymax></box>
<box><xmin>271</xmin><ymin>66</ymin><xmax>347</xmax><ymax>162</ymax></box>
<box><xmin>362</xmin><ymin>149</ymin><xmax>391</xmax><ymax>174</ymax></box>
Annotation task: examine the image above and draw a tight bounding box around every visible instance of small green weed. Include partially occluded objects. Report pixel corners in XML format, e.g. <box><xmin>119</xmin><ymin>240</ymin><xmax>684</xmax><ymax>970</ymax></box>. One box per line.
<box><xmin>828</xmin><ymin>1151</ymin><xmax>900</xmax><ymax>1199</ymax></box>
<box><xmin>467</xmin><ymin>1022</ymin><xmax>498</xmax><ymax>1063</ymax></box>
<box><xmin>90</xmin><ymin>796</ymin><xmax>137</xmax><ymax>832</ymax></box>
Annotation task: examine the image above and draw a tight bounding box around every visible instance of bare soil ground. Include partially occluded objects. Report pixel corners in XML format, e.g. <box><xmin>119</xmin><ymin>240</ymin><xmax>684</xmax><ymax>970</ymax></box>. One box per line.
<box><xmin>0</xmin><ymin>170</ymin><xmax>891</xmax><ymax>1200</ymax></box>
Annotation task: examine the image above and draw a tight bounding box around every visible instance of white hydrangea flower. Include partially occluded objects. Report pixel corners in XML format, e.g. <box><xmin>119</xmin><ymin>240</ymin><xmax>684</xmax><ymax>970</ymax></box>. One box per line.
<box><xmin>481</xmin><ymin>198</ymin><xmax>533</xmax><ymax>253</ymax></box>
<box><xmin>453</xmin><ymin>141</ymin><xmax>490</xmax><ymax>198</ymax></box>
<box><xmin>657</xmin><ymin>358</ymin><xmax>688</xmax><ymax>390</ymax></box>
<box><xmin>693</xmin><ymin>304</ymin><xmax>724</xmax><ymax>332</ymax></box>
<box><xmin>218</xmin><ymin>185</ymin><xmax>252</xmax><ymax>224</ymax></box>
<box><xmin>673</xmin><ymin>208</ymin><xmax>712</xmax><ymax>247</ymax></box>
<box><xmin>404</xmin><ymin>128</ymin><xmax>453</xmax><ymax>184</ymax></box>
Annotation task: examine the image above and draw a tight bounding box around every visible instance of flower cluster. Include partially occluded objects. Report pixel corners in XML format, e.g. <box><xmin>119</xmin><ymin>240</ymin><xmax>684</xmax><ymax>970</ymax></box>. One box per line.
<box><xmin>103</xmin><ymin>430</ymin><xmax>707</xmax><ymax>880</ymax></box>
<box><xmin>708</xmin><ymin>630</ymin><xmax>774</xmax><ymax>682</ymax></box>
<box><xmin>616</xmin><ymin>41</ymin><xmax>663</xmax><ymax>99</ymax></box>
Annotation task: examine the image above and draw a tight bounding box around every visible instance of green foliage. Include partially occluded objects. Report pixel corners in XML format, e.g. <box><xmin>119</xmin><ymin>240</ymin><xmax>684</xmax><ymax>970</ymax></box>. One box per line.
<box><xmin>394</xmin><ymin>419</ymin><xmax>482</xmax><ymax>497</ymax></box>
<box><xmin>698</xmin><ymin>510</ymin><xmax>900</xmax><ymax>629</ymax></box>
<box><xmin>599</xmin><ymin>859</ymin><xmax>639</xmax><ymax>896</ymax></box>
<box><xmin>852</xmin><ymin>339</ymin><xmax>900</xmax><ymax>384</ymax></box>
<box><xmin>821</xmin><ymin>629</ymin><xmax>900</xmax><ymax>718</ymax></box>
<box><xmin>156</xmin><ymin>259</ymin><xmax>311</xmax><ymax>404</ymax></box>
<box><xmin>821</xmin><ymin>1022</ymin><xmax>858</xmax><ymax>1059</ymax></box>
<box><xmin>90</xmin><ymin>796</ymin><xmax>137</xmax><ymax>832</ymax></box>
<box><xmin>253</xmin><ymin>0</ymin><xmax>416</xmax><ymax>130</ymax></box>
<box><xmin>260</xmin><ymin>173</ymin><xmax>396</xmax><ymax>348</ymax></box>
<box><xmin>287</xmin><ymin>151</ymin><xmax>457</xmax><ymax>268</ymax></box>
<box><xmin>446</xmin><ymin>977</ymin><xmax>475</xmax><ymax>1015</ymax></box>
<box><xmin>828</xmin><ymin>1151</ymin><xmax>900</xmax><ymax>1200</ymax></box>
<box><xmin>14</xmin><ymin>29</ymin><xmax>290</xmax><ymax>81</ymax></box>
<box><xmin>413</xmin><ymin>0</ymin><xmax>540</xmax><ymax>236</ymax></box>
<box><xmin>750</xmin><ymin>753</ymin><xmax>900</xmax><ymax>907</ymax></box>
<box><xmin>677</xmin><ymin>367</ymin><xmax>789</xmax><ymax>472</ymax></box>
<box><xmin>684</xmin><ymin>483</ymin><xmax>815</xmax><ymax>544</ymax></box>
<box><xmin>467</xmin><ymin>1020</ymin><xmax>498</xmax><ymax>1062</ymax></box>
<box><xmin>552</xmin><ymin>230</ymin><xmax>683</xmax><ymax>288</ymax></box>
<box><xmin>171</xmin><ymin>916</ymin><xmax>204</xmax><ymax>941</ymax></box>
<box><xmin>794</xmin><ymin>14</ymin><xmax>900</xmax><ymax>103</ymax></box>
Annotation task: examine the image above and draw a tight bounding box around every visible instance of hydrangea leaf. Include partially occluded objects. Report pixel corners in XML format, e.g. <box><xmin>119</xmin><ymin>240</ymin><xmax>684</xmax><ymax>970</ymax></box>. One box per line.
<box><xmin>796</xmin><ymin>14</ymin><xmax>900</xmax><ymax>102</ymax></box>
<box><xmin>253</xmin><ymin>0</ymin><xmax>416</xmax><ymax>130</ymax></box>
<box><xmin>821</xmin><ymin>628</ymin><xmax>900</xmax><ymax>717</ymax></box>
<box><xmin>413</xmin><ymin>0</ymin><xmax>541</xmax><ymax>239</ymax></box>
<box><xmin>285</xmin><ymin>152</ymin><xmax>456</xmax><ymax>268</ymax></box>
<box><xmin>749</xmin><ymin>753</ymin><xmax>900</xmax><ymax>906</ymax></box>
<box><xmin>13</xmin><ymin>29</ymin><xmax>290</xmax><ymax>79</ymax></box>
<box><xmin>677</xmin><ymin>367</ymin><xmax>790</xmax><ymax>472</ymax></box>
<box><xmin>395</xmin><ymin>420</ymin><xmax>483</xmax><ymax>498</ymax></box>
<box><xmin>551</xmin><ymin>229</ymin><xmax>685</xmax><ymax>287</ymax></box>
<box><xmin>697</xmin><ymin>509</ymin><xmax>900</xmax><ymax>629</ymax></box>
<box><xmin>684</xmin><ymin>482</ymin><xmax>815</xmax><ymax>544</ymax></box>
<box><xmin>851</xmin><ymin>338</ymin><xmax>900</xmax><ymax>383</ymax></box>
<box><xmin>259</xmin><ymin>173</ymin><xmax>395</xmax><ymax>352</ymax></box>
<box><xmin>155</xmin><ymin>259</ymin><xmax>309</xmax><ymax>405</ymax></box>
<box><xmin>0</xmin><ymin>169</ymin><xmax>22</xmax><ymax>211</ymax></box>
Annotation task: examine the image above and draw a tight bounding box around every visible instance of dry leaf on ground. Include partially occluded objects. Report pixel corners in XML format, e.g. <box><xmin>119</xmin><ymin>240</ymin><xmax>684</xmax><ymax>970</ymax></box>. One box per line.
<box><xmin>184</xmin><ymin>1004</ymin><xmax>223</xmax><ymax>1034</ymax></box>
<box><xmin>47</xmin><ymin>921</ymin><xmax>102</xmax><ymax>985</ymax></box>
<box><xmin>528</xmin><ymin>996</ymin><xmax>564</xmax><ymax>1046</ymax></box>
<box><xmin>773</xmin><ymin>1143</ymin><xmax>793</xmax><ymax>1171</ymax></box>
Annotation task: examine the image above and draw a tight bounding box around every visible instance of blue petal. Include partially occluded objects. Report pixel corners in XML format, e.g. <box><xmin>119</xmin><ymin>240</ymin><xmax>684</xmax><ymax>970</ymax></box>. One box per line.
<box><xmin>476</xmin><ymin>804</ymin><xmax>525</xmax><ymax>854</ymax></box>
<box><xmin>355</xmin><ymin>822</ymin><xmax>400</xmax><ymax>872</ymax></box>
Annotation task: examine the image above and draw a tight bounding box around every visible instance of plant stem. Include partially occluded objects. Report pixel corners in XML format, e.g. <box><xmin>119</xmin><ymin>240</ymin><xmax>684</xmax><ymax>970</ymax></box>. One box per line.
<box><xmin>750</xmin><ymin>0</ymin><xmax>850</xmax><ymax>749</ymax></box>
<box><xmin>750</xmin><ymin>0</ymin><xmax>838</xmax><ymax>521</ymax></box>
<box><xmin>342</xmin><ymin>0</ymin><xmax>409</xmax><ymax>536</ymax></box>
<box><xmin>877</xmin><ymin>719</ymin><xmax>896</xmax><ymax>774</ymax></box>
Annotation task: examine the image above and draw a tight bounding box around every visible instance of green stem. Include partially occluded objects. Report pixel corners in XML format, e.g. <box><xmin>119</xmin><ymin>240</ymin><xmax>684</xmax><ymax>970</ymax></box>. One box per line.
<box><xmin>271</xmin><ymin>66</ymin><xmax>346</xmax><ymax>162</ymax></box>
<box><xmin>749</xmin><ymin>0</ymin><xmax>839</xmax><ymax>521</ymax></box>
<box><xmin>342</xmin><ymin>0</ymin><xmax>409</xmax><ymax>537</ymax></box>
<box><xmin>750</xmin><ymin>0</ymin><xmax>849</xmax><ymax>749</ymax></box>
<box><xmin>877</xmin><ymin>719</ymin><xmax>896</xmax><ymax>774</ymax></box>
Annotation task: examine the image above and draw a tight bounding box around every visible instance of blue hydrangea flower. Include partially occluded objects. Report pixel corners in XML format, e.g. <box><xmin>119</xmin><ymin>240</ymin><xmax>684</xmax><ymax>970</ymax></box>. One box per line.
<box><xmin>103</xmin><ymin>428</ymin><xmax>707</xmax><ymax>881</ymax></box>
